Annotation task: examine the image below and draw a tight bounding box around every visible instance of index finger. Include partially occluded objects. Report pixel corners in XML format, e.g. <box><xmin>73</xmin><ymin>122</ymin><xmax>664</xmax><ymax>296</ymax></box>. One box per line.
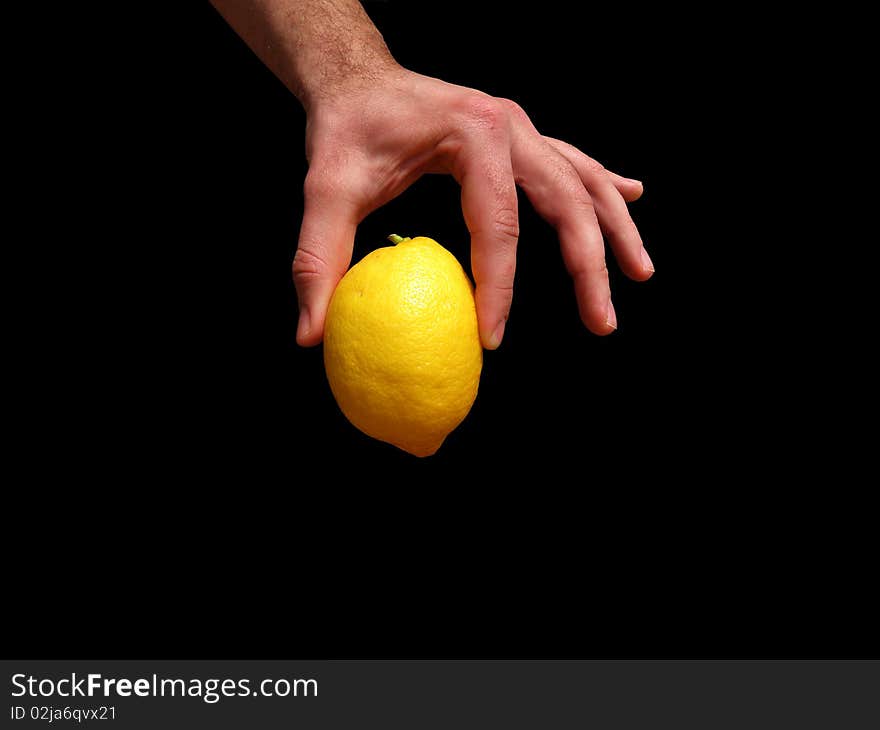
<box><xmin>454</xmin><ymin>141</ymin><xmax>519</xmax><ymax>349</ymax></box>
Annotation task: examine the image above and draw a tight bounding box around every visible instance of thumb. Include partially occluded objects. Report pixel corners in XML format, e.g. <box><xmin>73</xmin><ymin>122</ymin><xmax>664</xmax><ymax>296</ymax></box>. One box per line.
<box><xmin>293</xmin><ymin>183</ymin><xmax>358</xmax><ymax>346</ymax></box>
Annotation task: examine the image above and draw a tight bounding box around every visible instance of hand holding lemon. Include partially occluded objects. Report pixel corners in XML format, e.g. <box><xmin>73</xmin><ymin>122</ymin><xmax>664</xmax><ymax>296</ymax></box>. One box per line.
<box><xmin>291</xmin><ymin>70</ymin><xmax>652</xmax><ymax>353</ymax></box>
<box><xmin>215</xmin><ymin>1</ymin><xmax>653</xmax><ymax>454</ymax></box>
<box><xmin>293</xmin><ymin>68</ymin><xmax>655</xmax><ymax>455</ymax></box>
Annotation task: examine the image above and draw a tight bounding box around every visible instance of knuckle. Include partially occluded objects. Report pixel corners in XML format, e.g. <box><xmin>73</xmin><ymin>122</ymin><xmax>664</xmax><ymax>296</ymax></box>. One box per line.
<box><xmin>493</xmin><ymin>207</ymin><xmax>520</xmax><ymax>243</ymax></box>
<box><xmin>497</xmin><ymin>97</ymin><xmax>528</xmax><ymax>120</ymax></box>
<box><xmin>494</xmin><ymin>260</ymin><xmax>517</xmax><ymax>290</ymax></box>
<box><xmin>571</xmin><ymin>259</ymin><xmax>608</xmax><ymax>284</ymax></box>
<box><xmin>588</xmin><ymin>258</ymin><xmax>609</xmax><ymax>279</ymax></box>
<box><xmin>292</xmin><ymin>244</ymin><xmax>330</xmax><ymax>282</ymax></box>
<box><xmin>548</xmin><ymin>187</ymin><xmax>594</xmax><ymax>227</ymax></box>
<box><xmin>479</xmin><ymin>269</ymin><xmax>515</xmax><ymax>300</ymax></box>
<box><xmin>566</xmin><ymin>247</ymin><xmax>608</xmax><ymax>282</ymax></box>
<box><xmin>465</xmin><ymin>97</ymin><xmax>505</xmax><ymax>130</ymax></box>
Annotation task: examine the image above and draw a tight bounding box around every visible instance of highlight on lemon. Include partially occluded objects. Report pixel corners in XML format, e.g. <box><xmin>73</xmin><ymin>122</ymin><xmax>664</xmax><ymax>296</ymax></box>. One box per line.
<box><xmin>323</xmin><ymin>234</ymin><xmax>482</xmax><ymax>456</ymax></box>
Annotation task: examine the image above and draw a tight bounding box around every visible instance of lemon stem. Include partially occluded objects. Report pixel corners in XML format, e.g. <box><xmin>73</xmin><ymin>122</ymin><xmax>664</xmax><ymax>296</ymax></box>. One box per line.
<box><xmin>388</xmin><ymin>234</ymin><xmax>411</xmax><ymax>245</ymax></box>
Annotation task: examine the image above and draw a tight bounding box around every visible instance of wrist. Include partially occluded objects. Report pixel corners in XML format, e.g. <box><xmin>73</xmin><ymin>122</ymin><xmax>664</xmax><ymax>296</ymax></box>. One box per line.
<box><xmin>299</xmin><ymin>51</ymin><xmax>402</xmax><ymax>114</ymax></box>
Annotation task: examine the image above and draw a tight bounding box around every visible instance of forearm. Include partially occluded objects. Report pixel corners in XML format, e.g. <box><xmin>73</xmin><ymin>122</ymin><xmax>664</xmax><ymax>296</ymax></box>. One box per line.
<box><xmin>210</xmin><ymin>0</ymin><xmax>396</xmax><ymax>110</ymax></box>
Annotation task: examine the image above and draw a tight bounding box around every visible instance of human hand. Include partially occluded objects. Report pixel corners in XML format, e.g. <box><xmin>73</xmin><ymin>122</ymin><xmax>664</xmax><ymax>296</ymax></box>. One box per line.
<box><xmin>293</xmin><ymin>66</ymin><xmax>652</xmax><ymax>348</ymax></box>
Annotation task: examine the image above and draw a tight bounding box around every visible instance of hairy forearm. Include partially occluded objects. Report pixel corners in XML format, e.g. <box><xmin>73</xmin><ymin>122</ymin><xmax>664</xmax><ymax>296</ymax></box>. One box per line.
<box><xmin>210</xmin><ymin>0</ymin><xmax>396</xmax><ymax>110</ymax></box>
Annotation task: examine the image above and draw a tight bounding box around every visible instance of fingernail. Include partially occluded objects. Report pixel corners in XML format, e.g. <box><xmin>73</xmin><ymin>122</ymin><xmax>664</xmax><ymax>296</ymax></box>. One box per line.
<box><xmin>487</xmin><ymin>319</ymin><xmax>506</xmax><ymax>350</ymax></box>
<box><xmin>606</xmin><ymin>301</ymin><xmax>618</xmax><ymax>330</ymax></box>
<box><xmin>296</xmin><ymin>307</ymin><xmax>311</xmax><ymax>341</ymax></box>
<box><xmin>640</xmin><ymin>246</ymin><xmax>655</xmax><ymax>273</ymax></box>
<box><xmin>627</xmin><ymin>177</ymin><xmax>643</xmax><ymax>186</ymax></box>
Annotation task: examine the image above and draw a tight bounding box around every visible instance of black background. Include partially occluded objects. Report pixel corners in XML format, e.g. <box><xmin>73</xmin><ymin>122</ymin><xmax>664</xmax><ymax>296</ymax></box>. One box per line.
<box><xmin>7</xmin><ymin>3</ymin><xmax>873</xmax><ymax>659</ymax></box>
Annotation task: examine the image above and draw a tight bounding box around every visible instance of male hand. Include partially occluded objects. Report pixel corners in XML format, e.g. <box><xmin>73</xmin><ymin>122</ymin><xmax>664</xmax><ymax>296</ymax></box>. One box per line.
<box><xmin>293</xmin><ymin>67</ymin><xmax>652</xmax><ymax>349</ymax></box>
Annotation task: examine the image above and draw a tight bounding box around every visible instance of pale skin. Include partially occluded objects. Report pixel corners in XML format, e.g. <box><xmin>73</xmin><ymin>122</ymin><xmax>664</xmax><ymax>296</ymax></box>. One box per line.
<box><xmin>211</xmin><ymin>0</ymin><xmax>653</xmax><ymax>349</ymax></box>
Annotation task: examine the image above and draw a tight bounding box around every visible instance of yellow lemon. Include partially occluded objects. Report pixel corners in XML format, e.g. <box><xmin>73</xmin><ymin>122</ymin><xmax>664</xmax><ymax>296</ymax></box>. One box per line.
<box><xmin>323</xmin><ymin>235</ymin><xmax>482</xmax><ymax>457</ymax></box>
